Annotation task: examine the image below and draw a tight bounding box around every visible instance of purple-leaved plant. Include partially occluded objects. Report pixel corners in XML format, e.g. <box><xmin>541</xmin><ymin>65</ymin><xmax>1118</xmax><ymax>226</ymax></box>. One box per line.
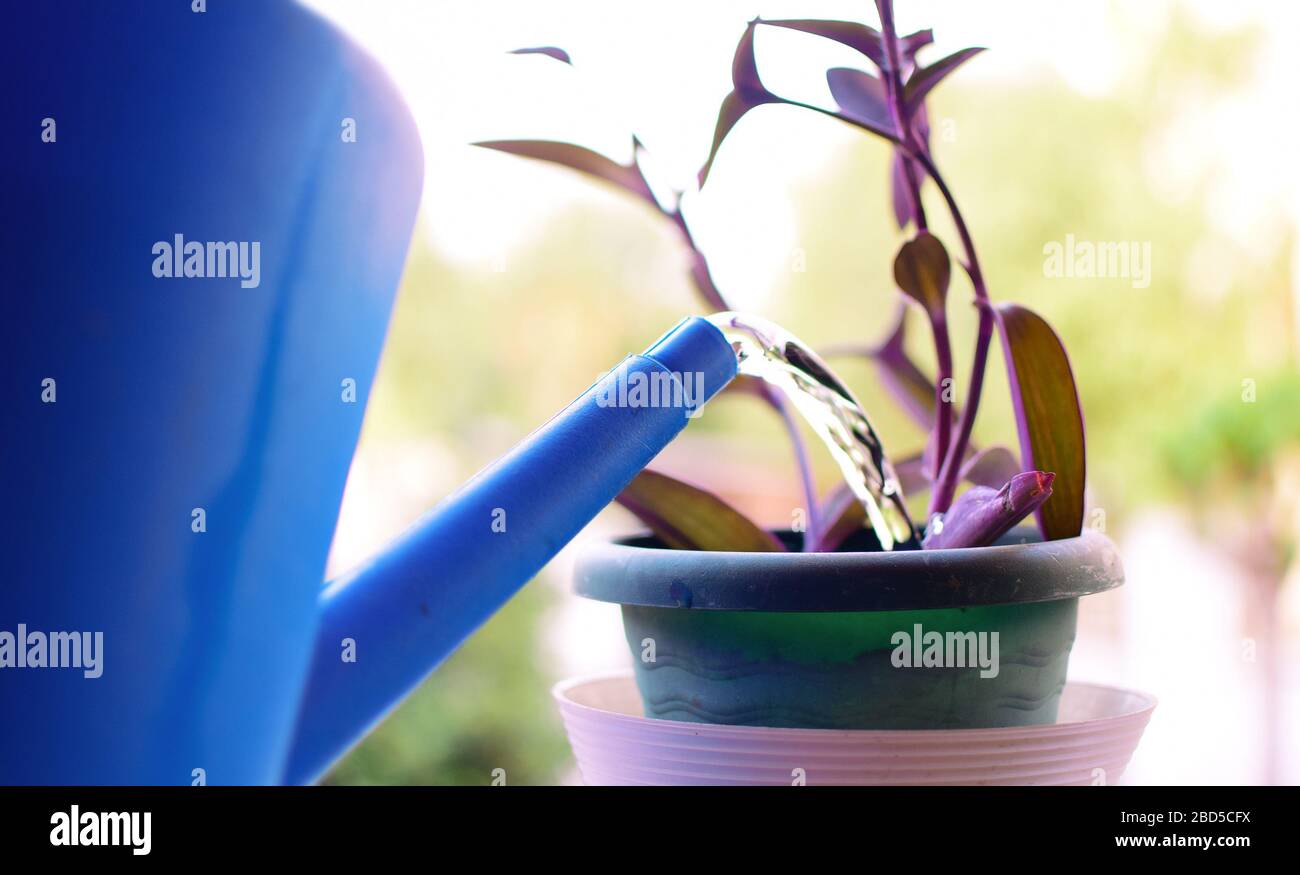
<box><xmin>477</xmin><ymin>0</ymin><xmax>1087</xmax><ymax>551</ymax></box>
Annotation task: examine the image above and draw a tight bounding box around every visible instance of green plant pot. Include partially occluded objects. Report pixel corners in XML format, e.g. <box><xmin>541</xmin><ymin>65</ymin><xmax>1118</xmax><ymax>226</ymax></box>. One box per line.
<box><xmin>574</xmin><ymin>528</ymin><xmax>1123</xmax><ymax>730</ymax></box>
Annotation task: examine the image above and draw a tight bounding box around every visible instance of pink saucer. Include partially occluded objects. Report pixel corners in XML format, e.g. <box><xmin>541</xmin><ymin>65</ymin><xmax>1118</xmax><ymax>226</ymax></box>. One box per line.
<box><xmin>554</xmin><ymin>672</ymin><xmax>1156</xmax><ymax>786</ymax></box>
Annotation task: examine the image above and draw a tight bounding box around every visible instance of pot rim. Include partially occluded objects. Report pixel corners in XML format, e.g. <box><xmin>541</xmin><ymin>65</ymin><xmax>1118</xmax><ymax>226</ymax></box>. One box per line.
<box><xmin>573</xmin><ymin>527</ymin><xmax>1123</xmax><ymax>612</ymax></box>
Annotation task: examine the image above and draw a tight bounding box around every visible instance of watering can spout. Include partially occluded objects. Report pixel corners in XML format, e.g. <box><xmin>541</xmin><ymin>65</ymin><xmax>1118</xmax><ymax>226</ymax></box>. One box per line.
<box><xmin>283</xmin><ymin>316</ymin><xmax>738</xmax><ymax>783</ymax></box>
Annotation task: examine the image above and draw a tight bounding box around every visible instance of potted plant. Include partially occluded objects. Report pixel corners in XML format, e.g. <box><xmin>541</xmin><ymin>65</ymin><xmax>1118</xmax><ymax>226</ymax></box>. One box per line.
<box><xmin>480</xmin><ymin>1</ymin><xmax>1122</xmax><ymax>731</ymax></box>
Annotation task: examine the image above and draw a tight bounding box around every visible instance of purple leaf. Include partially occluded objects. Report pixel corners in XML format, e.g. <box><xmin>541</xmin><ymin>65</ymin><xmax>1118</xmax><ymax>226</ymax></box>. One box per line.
<box><xmin>700</xmin><ymin>21</ymin><xmax>899</xmax><ymax>187</ymax></box>
<box><xmin>473</xmin><ymin>138</ymin><xmax>656</xmax><ymax>206</ymax></box>
<box><xmin>912</xmin><ymin>101</ymin><xmax>932</xmax><ymax>142</ymax></box>
<box><xmin>959</xmin><ymin>446</ymin><xmax>1021</xmax><ymax>489</ymax></box>
<box><xmin>904</xmin><ymin>47</ymin><xmax>985</xmax><ymax>112</ymax></box>
<box><xmin>922</xmin><ymin>471</ymin><xmax>1054</xmax><ymax>549</ymax></box>
<box><xmin>761</xmin><ymin>18</ymin><xmax>886</xmax><ymax>67</ymax></box>
<box><xmin>699</xmin><ymin>91</ymin><xmax>769</xmax><ymax>187</ymax></box>
<box><xmin>894</xmin><ymin>452</ymin><xmax>931</xmax><ymax>494</ymax></box>
<box><xmin>995</xmin><ymin>304</ymin><xmax>1087</xmax><ymax>540</ymax></box>
<box><xmin>508</xmin><ymin>46</ymin><xmax>572</xmax><ymax>65</ymax></box>
<box><xmin>698</xmin><ymin>21</ymin><xmax>775</xmax><ymax>187</ymax></box>
<box><xmin>826</xmin><ymin>68</ymin><xmax>896</xmax><ymax>138</ymax></box>
<box><xmin>889</xmin><ymin>103</ymin><xmax>930</xmax><ymax>228</ymax></box>
<box><xmin>894</xmin><ymin>233</ymin><xmax>956</xmax><ymax>479</ymax></box>
<box><xmin>758</xmin><ymin>20</ymin><xmax>928</xmax><ymax>73</ymax></box>
<box><xmin>899</xmin><ymin>29</ymin><xmax>935</xmax><ymax>64</ymax></box>
<box><xmin>615</xmin><ymin>468</ymin><xmax>786</xmax><ymax>552</ymax></box>
<box><xmin>731</xmin><ymin>18</ymin><xmax>768</xmax><ymax>95</ymax></box>
<box><xmin>815</xmin><ymin>484</ymin><xmax>866</xmax><ymax>552</ymax></box>
<box><xmin>893</xmin><ymin>232</ymin><xmax>951</xmax><ymax>318</ymax></box>
<box><xmin>875</xmin><ymin>339</ymin><xmax>937</xmax><ymax>428</ymax></box>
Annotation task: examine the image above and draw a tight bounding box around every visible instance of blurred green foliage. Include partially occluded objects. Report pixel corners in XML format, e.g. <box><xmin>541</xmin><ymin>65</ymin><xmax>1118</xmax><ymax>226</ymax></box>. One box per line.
<box><xmin>326</xmin><ymin>6</ymin><xmax>1293</xmax><ymax>784</ymax></box>
<box><xmin>1165</xmin><ymin>372</ymin><xmax>1300</xmax><ymax>496</ymax></box>
<box><xmin>322</xmin><ymin>584</ymin><xmax>570</xmax><ymax>785</ymax></box>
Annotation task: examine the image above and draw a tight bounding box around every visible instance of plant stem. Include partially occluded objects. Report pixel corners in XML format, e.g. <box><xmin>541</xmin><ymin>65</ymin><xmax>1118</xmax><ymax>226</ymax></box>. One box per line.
<box><xmin>880</xmin><ymin>0</ymin><xmax>959</xmax><ymax>499</ymax></box>
<box><xmin>904</xmin><ymin>142</ymin><xmax>996</xmax><ymax>516</ymax></box>
<box><xmin>668</xmin><ymin>206</ymin><xmax>729</xmax><ymax>312</ymax></box>
<box><xmin>930</xmin><ymin>316</ymin><xmax>954</xmax><ymax>478</ymax></box>
<box><xmin>877</xmin><ymin>0</ymin><xmax>927</xmax><ymax>232</ymax></box>
<box><xmin>909</xmin><ymin>150</ymin><xmax>989</xmax><ymax>303</ymax></box>
<box><xmin>762</xmin><ymin>383</ymin><xmax>823</xmax><ymax>550</ymax></box>
<box><xmin>932</xmin><ymin>305</ymin><xmax>993</xmax><ymax>511</ymax></box>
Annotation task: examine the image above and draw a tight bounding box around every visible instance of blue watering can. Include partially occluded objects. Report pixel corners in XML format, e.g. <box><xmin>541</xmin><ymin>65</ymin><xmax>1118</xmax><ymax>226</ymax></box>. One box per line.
<box><xmin>1</xmin><ymin>1</ymin><xmax>738</xmax><ymax>784</ymax></box>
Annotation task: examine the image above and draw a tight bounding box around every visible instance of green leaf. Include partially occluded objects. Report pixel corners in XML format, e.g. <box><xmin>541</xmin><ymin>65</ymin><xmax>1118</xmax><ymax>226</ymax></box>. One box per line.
<box><xmin>893</xmin><ymin>232</ymin><xmax>951</xmax><ymax>317</ymax></box>
<box><xmin>995</xmin><ymin>303</ymin><xmax>1086</xmax><ymax>539</ymax></box>
<box><xmin>615</xmin><ymin>469</ymin><xmax>786</xmax><ymax>552</ymax></box>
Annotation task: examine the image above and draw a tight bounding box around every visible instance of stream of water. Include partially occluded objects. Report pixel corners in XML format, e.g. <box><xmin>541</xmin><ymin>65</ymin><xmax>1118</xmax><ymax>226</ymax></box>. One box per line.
<box><xmin>706</xmin><ymin>312</ymin><xmax>920</xmax><ymax>551</ymax></box>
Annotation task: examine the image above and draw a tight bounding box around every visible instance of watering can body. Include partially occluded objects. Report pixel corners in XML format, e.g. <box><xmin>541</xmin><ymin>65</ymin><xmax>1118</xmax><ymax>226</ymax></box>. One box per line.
<box><xmin>2</xmin><ymin>1</ymin><xmax>738</xmax><ymax>784</ymax></box>
<box><xmin>1</xmin><ymin>1</ymin><xmax>422</xmax><ymax>784</ymax></box>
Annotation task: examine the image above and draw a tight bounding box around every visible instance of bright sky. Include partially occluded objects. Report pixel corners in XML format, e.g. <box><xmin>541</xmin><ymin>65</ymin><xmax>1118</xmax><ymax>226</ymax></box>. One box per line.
<box><xmin>303</xmin><ymin>0</ymin><xmax>1298</xmax><ymax>313</ymax></box>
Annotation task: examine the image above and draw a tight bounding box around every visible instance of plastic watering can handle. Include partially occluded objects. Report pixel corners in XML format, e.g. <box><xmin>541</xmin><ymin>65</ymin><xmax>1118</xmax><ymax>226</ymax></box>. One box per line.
<box><xmin>283</xmin><ymin>316</ymin><xmax>737</xmax><ymax>783</ymax></box>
